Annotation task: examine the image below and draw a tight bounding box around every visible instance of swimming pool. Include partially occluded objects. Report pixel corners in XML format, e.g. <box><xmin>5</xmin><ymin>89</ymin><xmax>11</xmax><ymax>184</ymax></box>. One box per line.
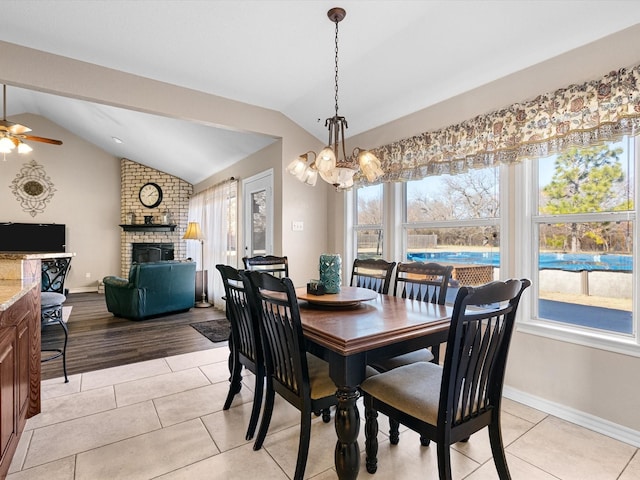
<box><xmin>407</xmin><ymin>251</ymin><xmax>633</xmax><ymax>272</ymax></box>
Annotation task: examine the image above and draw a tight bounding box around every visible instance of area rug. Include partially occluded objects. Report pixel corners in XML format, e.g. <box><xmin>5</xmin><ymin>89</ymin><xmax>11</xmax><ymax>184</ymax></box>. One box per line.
<box><xmin>190</xmin><ymin>319</ymin><xmax>231</xmax><ymax>343</ymax></box>
<box><xmin>62</xmin><ymin>306</ymin><xmax>73</xmax><ymax>323</ymax></box>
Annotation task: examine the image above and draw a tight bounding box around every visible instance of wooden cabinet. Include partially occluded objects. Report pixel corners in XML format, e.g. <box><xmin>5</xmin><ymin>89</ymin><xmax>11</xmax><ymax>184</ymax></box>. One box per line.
<box><xmin>0</xmin><ymin>327</ymin><xmax>16</xmax><ymax>465</ymax></box>
<box><xmin>0</xmin><ymin>285</ymin><xmax>39</xmax><ymax>479</ymax></box>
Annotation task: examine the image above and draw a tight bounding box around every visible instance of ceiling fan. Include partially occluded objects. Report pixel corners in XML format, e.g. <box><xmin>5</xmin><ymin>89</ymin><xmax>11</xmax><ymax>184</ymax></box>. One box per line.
<box><xmin>0</xmin><ymin>84</ymin><xmax>62</xmax><ymax>154</ymax></box>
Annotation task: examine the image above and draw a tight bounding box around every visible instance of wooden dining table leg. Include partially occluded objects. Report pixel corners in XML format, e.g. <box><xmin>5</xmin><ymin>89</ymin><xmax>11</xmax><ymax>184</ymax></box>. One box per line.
<box><xmin>334</xmin><ymin>385</ymin><xmax>361</xmax><ymax>480</ymax></box>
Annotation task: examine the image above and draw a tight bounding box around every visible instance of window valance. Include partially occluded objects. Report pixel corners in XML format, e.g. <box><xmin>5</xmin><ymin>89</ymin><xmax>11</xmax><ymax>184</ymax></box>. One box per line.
<box><xmin>365</xmin><ymin>63</ymin><xmax>640</xmax><ymax>184</ymax></box>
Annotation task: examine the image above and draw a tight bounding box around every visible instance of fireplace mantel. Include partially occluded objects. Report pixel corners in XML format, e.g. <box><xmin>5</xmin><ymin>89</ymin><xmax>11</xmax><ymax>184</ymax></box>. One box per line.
<box><xmin>119</xmin><ymin>224</ymin><xmax>177</xmax><ymax>232</ymax></box>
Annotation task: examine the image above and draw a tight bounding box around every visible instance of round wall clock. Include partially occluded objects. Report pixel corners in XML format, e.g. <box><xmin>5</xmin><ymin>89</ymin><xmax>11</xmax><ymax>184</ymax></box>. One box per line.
<box><xmin>139</xmin><ymin>182</ymin><xmax>163</xmax><ymax>208</ymax></box>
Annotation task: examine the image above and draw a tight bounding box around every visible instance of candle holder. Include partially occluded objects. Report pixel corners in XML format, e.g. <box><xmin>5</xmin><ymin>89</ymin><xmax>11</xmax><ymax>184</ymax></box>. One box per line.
<box><xmin>307</xmin><ymin>279</ymin><xmax>325</xmax><ymax>296</ymax></box>
<box><xmin>319</xmin><ymin>253</ymin><xmax>341</xmax><ymax>294</ymax></box>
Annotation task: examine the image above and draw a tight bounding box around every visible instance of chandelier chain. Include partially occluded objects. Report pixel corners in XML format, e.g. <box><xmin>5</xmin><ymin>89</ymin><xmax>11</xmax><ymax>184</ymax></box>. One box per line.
<box><xmin>287</xmin><ymin>7</ymin><xmax>383</xmax><ymax>190</ymax></box>
<box><xmin>334</xmin><ymin>18</ymin><xmax>339</xmax><ymax>117</ymax></box>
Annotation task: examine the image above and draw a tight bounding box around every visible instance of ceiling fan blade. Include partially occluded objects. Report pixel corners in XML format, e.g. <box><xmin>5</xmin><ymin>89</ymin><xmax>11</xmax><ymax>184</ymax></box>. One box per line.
<box><xmin>21</xmin><ymin>134</ymin><xmax>63</xmax><ymax>145</ymax></box>
<box><xmin>1</xmin><ymin>86</ymin><xmax>62</xmax><ymax>146</ymax></box>
<box><xmin>0</xmin><ymin>119</ymin><xmax>32</xmax><ymax>135</ymax></box>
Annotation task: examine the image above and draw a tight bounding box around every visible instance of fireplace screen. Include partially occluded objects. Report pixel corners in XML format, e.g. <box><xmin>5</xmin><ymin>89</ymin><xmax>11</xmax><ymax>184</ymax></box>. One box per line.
<box><xmin>132</xmin><ymin>243</ymin><xmax>174</xmax><ymax>263</ymax></box>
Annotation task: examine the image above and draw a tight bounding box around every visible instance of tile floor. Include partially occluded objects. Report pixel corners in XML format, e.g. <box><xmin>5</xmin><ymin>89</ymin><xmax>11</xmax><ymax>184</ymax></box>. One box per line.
<box><xmin>7</xmin><ymin>344</ymin><xmax>640</xmax><ymax>480</ymax></box>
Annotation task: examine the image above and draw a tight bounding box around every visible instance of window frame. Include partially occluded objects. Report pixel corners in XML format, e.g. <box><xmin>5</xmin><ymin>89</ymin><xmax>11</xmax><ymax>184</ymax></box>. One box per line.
<box><xmin>353</xmin><ymin>183</ymin><xmax>387</xmax><ymax>261</ymax></box>
<box><xmin>515</xmin><ymin>136</ymin><xmax>640</xmax><ymax>356</ymax></box>
<box><xmin>400</xmin><ymin>165</ymin><xmax>506</xmax><ymax>271</ymax></box>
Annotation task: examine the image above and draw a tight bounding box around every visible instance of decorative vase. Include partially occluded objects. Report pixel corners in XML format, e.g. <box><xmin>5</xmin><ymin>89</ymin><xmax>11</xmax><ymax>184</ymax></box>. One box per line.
<box><xmin>319</xmin><ymin>253</ymin><xmax>341</xmax><ymax>294</ymax></box>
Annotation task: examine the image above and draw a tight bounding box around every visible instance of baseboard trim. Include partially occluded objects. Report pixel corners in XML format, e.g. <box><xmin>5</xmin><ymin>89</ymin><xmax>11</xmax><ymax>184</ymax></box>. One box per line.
<box><xmin>68</xmin><ymin>287</ymin><xmax>100</xmax><ymax>294</ymax></box>
<box><xmin>503</xmin><ymin>385</ymin><xmax>640</xmax><ymax>448</ymax></box>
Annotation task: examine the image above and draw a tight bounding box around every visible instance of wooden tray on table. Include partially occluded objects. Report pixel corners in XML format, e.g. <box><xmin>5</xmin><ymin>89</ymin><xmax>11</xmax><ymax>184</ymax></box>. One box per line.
<box><xmin>296</xmin><ymin>286</ymin><xmax>378</xmax><ymax>308</ymax></box>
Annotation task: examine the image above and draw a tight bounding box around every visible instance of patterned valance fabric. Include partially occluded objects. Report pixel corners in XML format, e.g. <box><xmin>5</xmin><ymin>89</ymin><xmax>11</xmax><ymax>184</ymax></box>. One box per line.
<box><xmin>361</xmin><ymin>63</ymin><xmax>640</xmax><ymax>185</ymax></box>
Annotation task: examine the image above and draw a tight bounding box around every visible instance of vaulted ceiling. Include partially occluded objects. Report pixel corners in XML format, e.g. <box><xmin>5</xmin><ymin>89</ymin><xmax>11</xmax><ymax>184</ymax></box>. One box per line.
<box><xmin>1</xmin><ymin>1</ymin><xmax>639</xmax><ymax>184</ymax></box>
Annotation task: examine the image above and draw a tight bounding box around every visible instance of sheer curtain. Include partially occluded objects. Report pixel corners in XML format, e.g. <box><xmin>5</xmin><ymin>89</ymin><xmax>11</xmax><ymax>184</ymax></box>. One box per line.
<box><xmin>186</xmin><ymin>179</ymin><xmax>237</xmax><ymax>309</ymax></box>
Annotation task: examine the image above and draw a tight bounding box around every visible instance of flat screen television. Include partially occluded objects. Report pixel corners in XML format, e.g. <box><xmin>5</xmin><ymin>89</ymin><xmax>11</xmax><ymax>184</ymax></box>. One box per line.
<box><xmin>0</xmin><ymin>222</ymin><xmax>66</xmax><ymax>252</ymax></box>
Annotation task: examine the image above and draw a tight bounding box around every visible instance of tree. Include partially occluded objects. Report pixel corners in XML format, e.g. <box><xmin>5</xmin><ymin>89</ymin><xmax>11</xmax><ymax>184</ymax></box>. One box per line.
<box><xmin>408</xmin><ymin>169</ymin><xmax>499</xmax><ymax>222</ymax></box>
<box><xmin>357</xmin><ymin>190</ymin><xmax>382</xmax><ymax>225</ymax></box>
<box><xmin>356</xmin><ymin>185</ymin><xmax>384</xmax><ymax>256</ymax></box>
<box><xmin>406</xmin><ymin>168</ymin><xmax>499</xmax><ymax>247</ymax></box>
<box><xmin>541</xmin><ymin>145</ymin><xmax>624</xmax><ymax>252</ymax></box>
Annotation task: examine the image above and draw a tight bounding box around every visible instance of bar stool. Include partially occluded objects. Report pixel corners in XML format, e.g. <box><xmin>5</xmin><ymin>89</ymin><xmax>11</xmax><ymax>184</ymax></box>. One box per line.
<box><xmin>41</xmin><ymin>292</ymin><xmax>69</xmax><ymax>383</ymax></box>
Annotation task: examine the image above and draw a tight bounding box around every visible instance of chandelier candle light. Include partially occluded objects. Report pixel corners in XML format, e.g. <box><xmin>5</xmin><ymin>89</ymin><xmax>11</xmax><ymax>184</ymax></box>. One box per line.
<box><xmin>287</xmin><ymin>7</ymin><xmax>384</xmax><ymax>191</ymax></box>
<box><xmin>183</xmin><ymin>221</ymin><xmax>211</xmax><ymax>308</ymax></box>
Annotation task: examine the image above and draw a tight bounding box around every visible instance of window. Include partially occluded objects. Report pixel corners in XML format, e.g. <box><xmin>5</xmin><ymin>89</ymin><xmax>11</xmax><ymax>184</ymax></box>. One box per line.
<box><xmin>243</xmin><ymin>170</ymin><xmax>273</xmax><ymax>257</ymax></box>
<box><xmin>226</xmin><ymin>184</ymin><xmax>238</xmax><ymax>264</ymax></box>
<box><xmin>402</xmin><ymin>166</ymin><xmax>500</xmax><ymax>289</ymax></box>
<box><xmin>354</xmin><ymin>184</ymin><xmax>384</xmax><ymax>260</ymax></box>
<box><xmin>522</xmin><ymin>136</ymin><xmax>637</xmax><ymax>346</ymax></box>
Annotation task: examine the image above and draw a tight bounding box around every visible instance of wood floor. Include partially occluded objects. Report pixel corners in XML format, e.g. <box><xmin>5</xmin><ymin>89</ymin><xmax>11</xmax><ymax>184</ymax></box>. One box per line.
<box><xmin>40</xmin><ymin>292</ymin><xmax>228</xmax><ymax>381</ymax></box>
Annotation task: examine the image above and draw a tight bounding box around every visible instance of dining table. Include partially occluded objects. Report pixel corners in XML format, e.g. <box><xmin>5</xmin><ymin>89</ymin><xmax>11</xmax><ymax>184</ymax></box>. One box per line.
<box><xmin>295</xmin><ymin>286</ymin><xmax>452</xmax><ymax>480</ymax></box>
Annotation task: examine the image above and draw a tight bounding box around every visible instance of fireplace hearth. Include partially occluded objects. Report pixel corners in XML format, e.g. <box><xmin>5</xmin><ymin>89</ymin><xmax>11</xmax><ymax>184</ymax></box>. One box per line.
<box><xmin>132</xmin><ymin>243</ymin><xmax>174</xmax><ymax>263</ymax></box>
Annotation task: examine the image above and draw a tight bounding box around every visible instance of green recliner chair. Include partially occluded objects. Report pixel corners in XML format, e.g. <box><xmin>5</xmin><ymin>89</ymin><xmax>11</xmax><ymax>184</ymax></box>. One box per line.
<box><xmin>103</xmin><ymin>261</ymin><xmax>197</xmax><ymax>320</ymax></box>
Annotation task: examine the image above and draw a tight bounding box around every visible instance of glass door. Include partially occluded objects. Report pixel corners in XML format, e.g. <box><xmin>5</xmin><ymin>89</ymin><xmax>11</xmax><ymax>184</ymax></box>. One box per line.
<box><xmin>243</xmin><ymin>169</ymin><xmax>273</xmax><ymax>258</ymax></box>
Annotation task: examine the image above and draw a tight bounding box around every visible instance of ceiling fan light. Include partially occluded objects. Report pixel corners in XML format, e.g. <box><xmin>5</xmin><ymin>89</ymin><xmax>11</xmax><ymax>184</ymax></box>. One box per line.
<box><xmin>17</xmin><ymin>141</ymin><xmax>33</xmax><ymax>154</ymax></box>
<box><xmin>316</xmin><ymin>147</ymin><xmax>337</xmax><ymax>172</ymax></box>
<box><xmin>0</xmin><ymin>136</ymin><xmax>15</xmax><ymax>153</ymax></box>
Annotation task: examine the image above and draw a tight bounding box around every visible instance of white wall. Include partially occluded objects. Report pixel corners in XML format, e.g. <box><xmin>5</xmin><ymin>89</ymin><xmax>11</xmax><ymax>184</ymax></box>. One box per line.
<box><xmin>342</xmin><ymin>25</ymin><xmax>640</xmax><ymax>439</ymax></box>
<box><xmin>194</xmin><ymin>137</ymin><xmax>330</xmax><ymax>288</ymax></box>
<box><xmin>2</xmin><ymin>24</ymin><xmax>640</xmax><ymax>441</ymax></box>
<box><xmin>0</xmin><ymin>114</ymin><xmax>121</xmax><ymax>292</ymax></box>
<box><xmin>0</xmin><ymin>41</ymin><xmax>330</xmax><ymax>292</ymax></box>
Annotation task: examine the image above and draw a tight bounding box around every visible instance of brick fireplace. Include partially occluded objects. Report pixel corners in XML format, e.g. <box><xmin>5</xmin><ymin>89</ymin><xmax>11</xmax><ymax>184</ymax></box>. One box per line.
<box><xmin>119</xmin><ymin>159</ymin><xmax>194</xmax><ymax>277</ymax></box>
<box><xmin>131</xmin><ymin>243</ymin><xmax>175</xmax><ymax>263</ymax></box>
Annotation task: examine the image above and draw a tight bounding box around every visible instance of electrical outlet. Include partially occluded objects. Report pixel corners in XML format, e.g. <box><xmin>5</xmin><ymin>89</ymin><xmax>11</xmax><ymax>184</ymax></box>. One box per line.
<box><xmin>85</xmin><ymin>272</ymin><xmax>91</xmax><ymax>279</ymax></box>
<box><xmin>292</xmin><ymin>221</ymin><xmax>304</xmax><ymax>231</ymax></box>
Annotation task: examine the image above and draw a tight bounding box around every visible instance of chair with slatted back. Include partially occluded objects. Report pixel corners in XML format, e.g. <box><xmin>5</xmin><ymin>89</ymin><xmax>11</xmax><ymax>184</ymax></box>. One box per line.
<box><xmin>360</xmin><ymin>278</ymin><xmax>531</xmax><ymax>479</ymax></box>
<box><xmin>350</xmin><ymin>258</ymin><xmax>396</xmax><ymax>294</ymax></box>
<box><xmin>246</xmin><ymin>271</ymin><xmax>338</xmax><ymax>480</ymax></box>
<box><xmin>371</xmin><ymin>262</ymin><xmax>454</xmax><ymax>367</ymax></box>
<box><xmin>394</xmin><ymin>262</ymin><xmax>453</xmax><ymax>306</ymax></box>
<box><xmin>216</xmin><ymin>264</ymin><xmax>265</xmax><ymax>441</ymax></box>
<box><xmin>368</xmin><ymin>261</ymin><xmax>454</xmax><ymax>445</ymax></box>
<box><xmin>242</xmin><ymin>255</ymin><xmax>289</xmax><ymax>278</ymax></box>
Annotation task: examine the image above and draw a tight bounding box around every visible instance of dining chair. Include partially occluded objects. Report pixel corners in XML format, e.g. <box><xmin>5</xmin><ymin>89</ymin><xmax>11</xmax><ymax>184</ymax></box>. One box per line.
<box><xmin>393</xmin><ymin>261</ymin><xmax>454</xmax><ymax>305</ymax></box>
<box><xmin>360</xmin><ymin>278</ymin><xmax>531</xmax><ymax>479</ymax></box>
<box><xmin>371</xmin><ymin>261</ymin><xmax>454</xmax><ymax>368</ymax></box>
<box><xmin>242</xmin><ymin>255</ymin><xmax>289</xmax><ymax>278</ymax></box>
<box><xmin>368</xmin><ymin>261</ymin><xmax>454</xmax><ymax>446</ymax></box>
<box><xmin>245</xmin><ymin>271</ymin><xmax>338</xmax><ymax>480</ymax></box>
<box><xmin>350</xmin><ymin>258</ymin><xmax>396</xmax><ymax>294</ymax></box>
<box><xmin>216</xmin><ymin>264</ymin><xmax>265</xmax><ymax>441</ymax></box>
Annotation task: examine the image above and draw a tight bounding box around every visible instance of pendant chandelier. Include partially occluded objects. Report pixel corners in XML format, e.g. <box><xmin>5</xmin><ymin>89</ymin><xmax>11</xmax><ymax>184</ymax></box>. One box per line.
<box><xmin>287</xmin><ymin>7</ymin><xmax>383</xmax><ymax>191</ymax></box>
